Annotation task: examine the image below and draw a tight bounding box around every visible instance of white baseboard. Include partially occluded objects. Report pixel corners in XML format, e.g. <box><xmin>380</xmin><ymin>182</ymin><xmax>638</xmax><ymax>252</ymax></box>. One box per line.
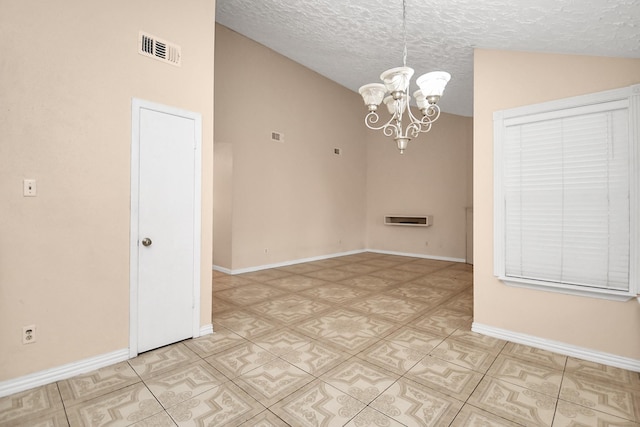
<box><xmin>213</xmin><ymin>249</ymin><xmax>366</xmax><ymax>275</ymax></box>
<box><xmin>0</xmin><ymin>326</ymin><xmax>214</xmax><ymax>399</ymax></box>
<box><xmin>213</xmin><ymin>249</ymin><xmax>466</xmax><ymax>275</ymax></box>
<box><xmin>199</xmin><ymin>324</ymin><xmax>213</xmax><ymax>336</ymax></box>
<box><xmin>367</xmin><ymin>249</ymin><xmax>465</xmax><ymax>263</ymax></box>
<box><xmin>212</xmin><ymin>265</ymin><xmax>232</xmax><ymax>274</ymax></box>
<box><xmin>0</xmin><ymin>348</ymin><xmax>130</xmax><ymax>398</ymax></box>
<box><xmin>472</xmin><ymin>322</ymin><xmax>640</xmax><ymax>373</ymax></box>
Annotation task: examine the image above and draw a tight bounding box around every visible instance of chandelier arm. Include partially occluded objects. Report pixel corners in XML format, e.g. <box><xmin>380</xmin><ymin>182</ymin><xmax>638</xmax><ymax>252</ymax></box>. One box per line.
<box><xmin>415</xmin><ymin>118</ymin><xmax>434</xmax><ymax>134</ymax></box>
<box><xmin>407</xmin><ymin>104</ymin><xmax>441</xmax><ymax>134</ymax></box>
<box><xmin>364</xmin><ymin>111</ymin><xmax>401</xmax><ymax>139</ymax></box>
<box><xmin>404</xmin><ymin>102</ymin><xmax>420</xmax><ymax>125</ymax></box>
<box><xmin>400</xmin><ymin>101</ymin><xmax>426</xmax><ymax>138</ymax></box>
<box><xmin>383</xmin><ymin>123</ymin><xmax>399</xmax><ymax>138</ymax></box>
<box><xmin>406</xmin><ymin>122</ymin><xmax>422</xmax><ymax>139</ymax></box>
<box><xmin>422</xmin><ymin>107</ymin><xmax>440</xmax><ymax>127</ymax></box>
<box><xmin>422</xmin><ymin>104</ymin><xmax>441</xmax><ymax>121</ymax></box>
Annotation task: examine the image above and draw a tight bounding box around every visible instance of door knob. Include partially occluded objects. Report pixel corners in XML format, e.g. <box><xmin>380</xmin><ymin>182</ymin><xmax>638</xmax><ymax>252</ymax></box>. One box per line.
<box><xmin>141</xmin><ymin>238</ymin><xmax>152</xmax><ymax>247</ymax></box>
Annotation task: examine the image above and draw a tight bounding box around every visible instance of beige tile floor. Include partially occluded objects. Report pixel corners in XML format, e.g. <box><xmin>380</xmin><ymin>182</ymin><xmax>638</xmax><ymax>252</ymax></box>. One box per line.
<box><xmin>2</xmin><ymin>252</ymin><xmax>640</xmax><ymax>426</ymax></box>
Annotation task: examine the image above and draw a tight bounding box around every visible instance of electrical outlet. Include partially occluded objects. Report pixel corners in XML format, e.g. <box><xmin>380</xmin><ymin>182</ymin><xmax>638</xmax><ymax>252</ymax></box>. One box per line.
<box><xmin>23</xmin><ymin>325</ymin><xmax>36</xmax><ymax>344</ymax></box>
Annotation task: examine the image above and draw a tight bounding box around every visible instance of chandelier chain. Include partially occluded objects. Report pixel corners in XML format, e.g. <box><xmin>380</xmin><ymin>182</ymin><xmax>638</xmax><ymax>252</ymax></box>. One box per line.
<box><xmin>402</xmin><ymin>0</ymin><xmax>407</xmax><ymax>67</ymax></box>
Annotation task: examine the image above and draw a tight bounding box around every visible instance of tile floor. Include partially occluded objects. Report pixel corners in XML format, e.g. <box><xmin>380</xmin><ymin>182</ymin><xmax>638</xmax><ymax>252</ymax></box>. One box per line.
<box><xmin>2</xmin><ymin>252</ymin><xmax>640</xmax><ymax>426</ymax></box>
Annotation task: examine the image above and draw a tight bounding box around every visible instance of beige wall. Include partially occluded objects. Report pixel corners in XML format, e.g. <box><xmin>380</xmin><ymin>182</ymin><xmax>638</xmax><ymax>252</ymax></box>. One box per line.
<box><xmin>213</xmin><ymin>142</ymin><xmax>233</xmax><ymax>269</ymax></box>
<box><xmin>366</xmin><ymin>112</ymin><xmax>473</xmax><ymax>260</ymax></box>
<box><xmin>0</xmin><ymin>0</ymin><xmax>215</xmax><ymax>381</ymax></box>
<box><xmin>213</xmin><ymin>24</ymin><xmax>474</xmax><ymax>271</ymax></box>
<box><xmin>214</xmin><ymin>25</ymin><xmax>367</xmax><ymax>271</ymax></box>
<box><xmin>474</xmin><ymin>49</ymin><xmax>640</xmax><ymax>359</ymax></box>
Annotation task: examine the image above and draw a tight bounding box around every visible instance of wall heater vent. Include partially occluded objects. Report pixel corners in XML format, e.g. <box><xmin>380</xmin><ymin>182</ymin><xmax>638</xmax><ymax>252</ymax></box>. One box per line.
<box><xmin>138</xmin><ymin>31</ymin><xmax>181</xmax><ymax>66</ymax></box>
<box><xmin>384</xmin><ymin>215</ymin><xmax>433</xmax><ymax>227</ymax></box>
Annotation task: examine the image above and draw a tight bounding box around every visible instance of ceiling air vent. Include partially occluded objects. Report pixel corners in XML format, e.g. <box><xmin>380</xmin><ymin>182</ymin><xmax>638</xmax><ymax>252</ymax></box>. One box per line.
<box><xmin>138</xmin><ymin>31</ymin><xmax>181</xmax><ymax>66</ymax></box>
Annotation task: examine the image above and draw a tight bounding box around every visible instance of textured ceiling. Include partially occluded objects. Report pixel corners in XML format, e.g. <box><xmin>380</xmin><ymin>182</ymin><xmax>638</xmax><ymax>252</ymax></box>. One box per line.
<box><xmin>216</xmin><ymin>0</ymin><xmax>640</xmax><ymax>117</ymax></box>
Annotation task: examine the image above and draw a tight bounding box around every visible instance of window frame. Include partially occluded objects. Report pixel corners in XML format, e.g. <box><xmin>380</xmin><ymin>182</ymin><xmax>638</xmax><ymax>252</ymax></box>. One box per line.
<box><xmin>494</xmin><ymin>84</ymin><xmax>639</xmax><ymax>301</ymax></box>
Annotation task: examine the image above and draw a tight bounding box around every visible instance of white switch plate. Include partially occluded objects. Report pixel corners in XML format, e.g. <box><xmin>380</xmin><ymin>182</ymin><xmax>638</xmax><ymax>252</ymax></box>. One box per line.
<box><xmin>23</xmin><ymin>179</ymin><xmax>37</xmax><ymax>197</ymax></box>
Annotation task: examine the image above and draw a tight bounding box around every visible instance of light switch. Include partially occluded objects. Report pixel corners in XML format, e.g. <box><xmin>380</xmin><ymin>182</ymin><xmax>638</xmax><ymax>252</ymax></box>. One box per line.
<box><xmin>23</xmin><ymin>179</ymin><xmax>37</xmax><ymax>197</ymax></box>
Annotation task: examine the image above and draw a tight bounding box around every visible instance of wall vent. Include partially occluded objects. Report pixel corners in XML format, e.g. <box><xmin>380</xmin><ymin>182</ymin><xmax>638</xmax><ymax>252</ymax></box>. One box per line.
<box><xmin>138</xmin><ymin>31</ymin><xmax>181</xmax><ymax>66</ymax></box>
<box><xmin>384</xmin><ymin>215</ymin><xmax>433</xmax><ymax>227</ymax></box>
<box><xmin>271</xmin><ymin>131</ymin><xmax>284</xmax><ymax>142</ymax></box>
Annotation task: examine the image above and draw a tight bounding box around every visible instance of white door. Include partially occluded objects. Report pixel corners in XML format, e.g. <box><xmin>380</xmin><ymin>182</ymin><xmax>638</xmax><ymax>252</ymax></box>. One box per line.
<box><xmin>130</xmin><ymin>99</ymin><xmax>202</xmax><ymax>356</ymax></box>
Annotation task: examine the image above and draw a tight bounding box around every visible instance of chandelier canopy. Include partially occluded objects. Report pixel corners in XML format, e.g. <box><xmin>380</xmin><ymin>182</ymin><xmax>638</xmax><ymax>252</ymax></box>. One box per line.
<box><xmin>358</xmin><ymin>0</ymin><xmax>451</xmax><ymax>154</ymax></box>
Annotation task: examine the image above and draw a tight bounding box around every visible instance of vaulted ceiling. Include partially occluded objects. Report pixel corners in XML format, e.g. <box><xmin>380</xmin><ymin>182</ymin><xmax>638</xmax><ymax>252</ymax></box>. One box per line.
<box><xmin>216</xmin><ymin>0</ymin><xmax>640</xmax><ymax>117</ymax></box>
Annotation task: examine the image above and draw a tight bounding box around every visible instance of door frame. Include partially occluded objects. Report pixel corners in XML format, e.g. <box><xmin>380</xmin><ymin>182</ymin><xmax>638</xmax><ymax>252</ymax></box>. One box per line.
<box><xmin>129</xmin><ymin>98</ymin><xmax>202</xmax><ymax>358</ymax></box>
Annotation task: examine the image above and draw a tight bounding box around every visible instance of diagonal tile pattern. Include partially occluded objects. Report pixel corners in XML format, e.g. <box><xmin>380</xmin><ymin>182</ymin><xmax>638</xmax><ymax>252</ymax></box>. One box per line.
<box><xmin>234</xmin><ymin>359</ymin><xmax>314</xmax><ymax>407</ymax></box>
<box><xmin>487</xmin><ymin>354</ymin><xmax>564</xmax><ymax>398</ymax></box>
<box><xmin>58</xmin><ymin>362</ymin><xmax>141</xmax><ymax>407</ymax></box>
<box><xmin>357</xmin><ymin>339</ymin><xmax>427</xmax><ymax>376</ymax></box>
<box><xmin>143</xmin><ymin>361</ymin><xmax>227</xmax><ymax>409</ymax></box>
<box><xmin>270</xmin><ymin>379</ymin><xmax>366</xmax><ymax>426</ymax></box>
<box><xmin>320</xmin><ymin>359</ymin><xmax>398</xmax><ymax>405</ymax></box>
<box><xmin>431</xmin><ymin>338</ymin><xmax>501</xmax><ymax>374</ymax></box>
<box><xmin>293</xmin><ymin>308</ymin><xmax>397</xmax><ymax>354</ymax></box>
<box><xmin>300</xmin><ymin>283</ymin><xmax>373</xmax><ymax>305</ymax></box>
<box><xmin>264</xmin><ymin>275</ymin><xmax>329</xmax><ymax>293</ymax></box>
<box><xmin>128</xmin><ymin>343</ymin><xmax>200</xmax><ymax>380</ymax></box>
<box><xmin>370</xmin><ymin>377</ymin><xmax>463</xmax><ymax>426</ymax></box>
<box><xmin>405</xmin><ymin>356</ymin><xmax>484</xmax><ymax>401</ymax></box>
<box><xmin>65</xmin><ymin>383</ymin><xmax>164</xmax><ymax>427</ymax></box>
<box><xmin>467</xmin><ymin>376</ymin><xmax>557</xmax><ymax>425</ymax></box>
<box><xmin>204</xmin><ymin>342</ymin><xmax>278</xmax><ymax>379</ymax></box>
<box><xmin>280</xmin><ymin>341</ymin><xmax>348</xmax><ymax>377</ymax></box>
<box><xmin>0</xmin><ymin>384</ymin><xmax>64</xmax><ymax>426</ymax></box>
<box><xmin>559</xmin><ymin>375</ymin><xmax>640</xmax><ymax>422</ymax></box>
<box><xmin>2</xmin><ymin>252</ymin><xmax>640</xmax><ymax>426</ymax></box>
<box><xmin>248</xmin><ymin>294</ymin><xmax>332</xmax><ymax>325</ymax></box>
<box><xmin>165</xmin><ymin>382</ymin><xmax>262</xmax><ymax>426</ymax></box>
<box><xmin>349</xmin><ymin>294</ymin><xmax>429</xmax><ymax>323</ymax></box>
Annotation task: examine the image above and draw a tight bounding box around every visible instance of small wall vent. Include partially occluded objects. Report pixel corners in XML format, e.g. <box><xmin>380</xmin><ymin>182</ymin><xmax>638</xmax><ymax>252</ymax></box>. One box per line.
<box><xmin>271</xmin><ymin>131</ymin><xmax>284</xmax><ymax>143</ymax></box>
<box><xmin>138</xmin><ymin>31</ymin><xmax>181</xmax><ymax>66</ymax></box>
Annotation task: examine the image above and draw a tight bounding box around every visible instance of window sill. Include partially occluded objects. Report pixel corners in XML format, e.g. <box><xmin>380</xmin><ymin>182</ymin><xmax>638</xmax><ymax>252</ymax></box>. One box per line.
<box><xmin>498</xmin><ymin>276</ymin><xmax>636</xmax><ymax>302</ymax></box>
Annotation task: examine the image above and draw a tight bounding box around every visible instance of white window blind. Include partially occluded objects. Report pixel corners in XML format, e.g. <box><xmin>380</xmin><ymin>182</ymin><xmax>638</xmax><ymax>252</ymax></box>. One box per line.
<box><xmin>494</xmin><ymin>85</ymin><xmax>639</xmax><ymax>300</ymax></box>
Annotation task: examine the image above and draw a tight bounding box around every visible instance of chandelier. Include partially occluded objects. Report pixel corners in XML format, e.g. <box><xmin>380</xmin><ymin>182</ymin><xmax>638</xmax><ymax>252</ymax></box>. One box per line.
<box><xmin>358</xmin><ymin>0</ymin><xmax>450</xmax><ymax>154</ymax></box>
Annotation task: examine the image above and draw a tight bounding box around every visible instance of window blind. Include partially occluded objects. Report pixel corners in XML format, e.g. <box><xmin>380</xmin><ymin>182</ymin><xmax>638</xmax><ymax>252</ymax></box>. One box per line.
<box><xmin>502</xmin><ymin>102</ymin><xmax>630</xmax><ymax>291</ymax></box>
